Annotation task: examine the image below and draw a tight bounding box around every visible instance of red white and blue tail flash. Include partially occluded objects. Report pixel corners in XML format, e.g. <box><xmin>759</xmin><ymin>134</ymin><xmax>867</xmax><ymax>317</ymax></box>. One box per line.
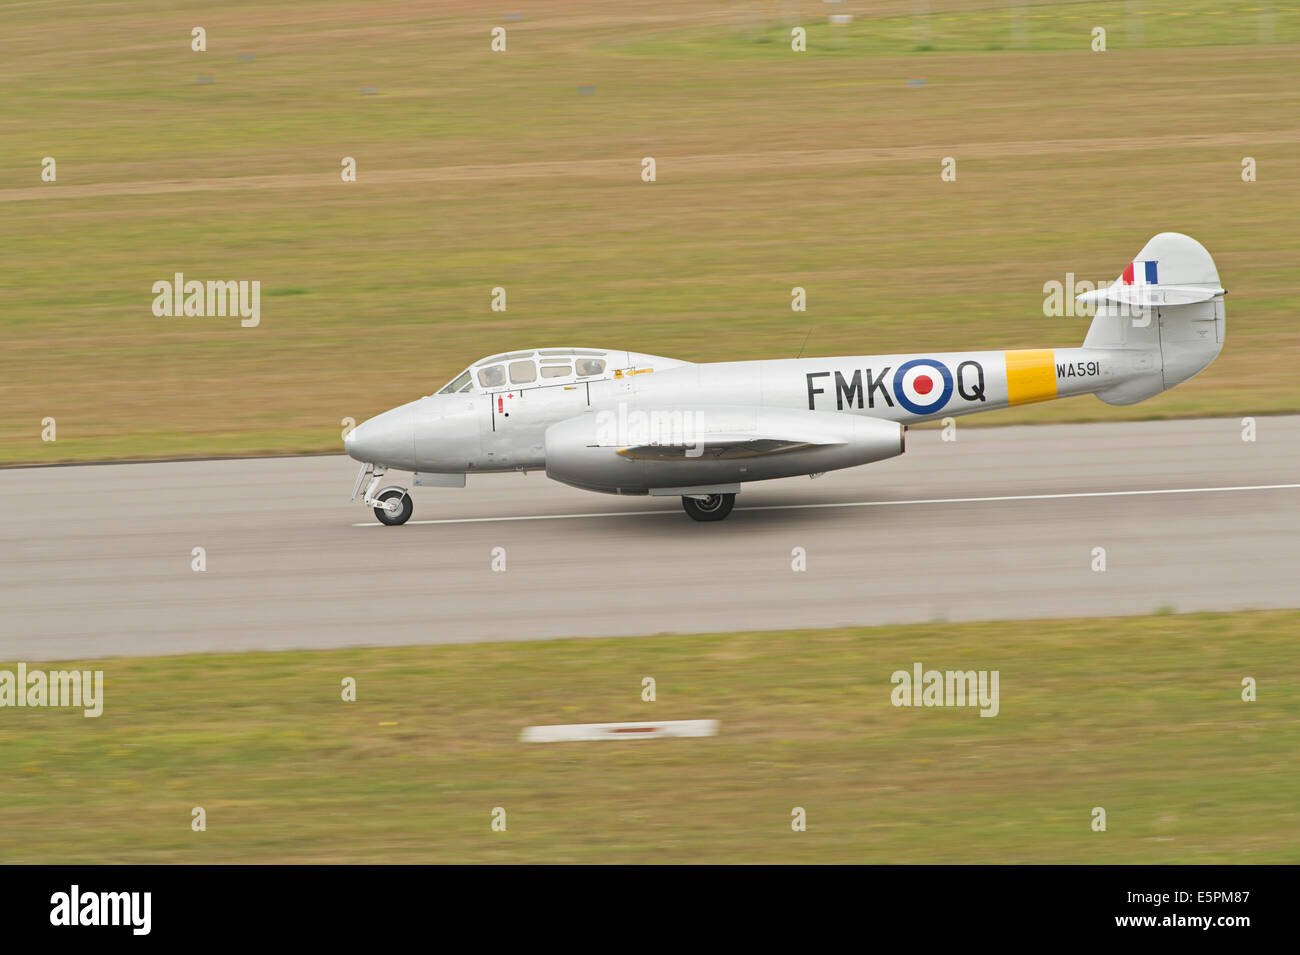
<box><xmin>1121</xmin><ymin>260</ymin><xmax>1159</xmax><ymax>286</ymax></box>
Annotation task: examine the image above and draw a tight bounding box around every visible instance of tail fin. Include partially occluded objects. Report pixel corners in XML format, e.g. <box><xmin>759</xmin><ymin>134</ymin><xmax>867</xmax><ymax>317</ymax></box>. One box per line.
<box><xmin>1077</xmin><ymin>233</ymin><xmax>1225</xmax><ymax>405</ymax></box>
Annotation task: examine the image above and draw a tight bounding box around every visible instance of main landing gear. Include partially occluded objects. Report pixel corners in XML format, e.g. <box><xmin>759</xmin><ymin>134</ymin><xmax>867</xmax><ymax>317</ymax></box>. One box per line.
<box><xmin>352</xmin><ymin>464</ymin><xmax>413</xmax><ymax>526</ymax></box>
<box><xmin>681</xmin><ymin>493</ymin><xmax>736</xmax><ymax>522</ymax></box>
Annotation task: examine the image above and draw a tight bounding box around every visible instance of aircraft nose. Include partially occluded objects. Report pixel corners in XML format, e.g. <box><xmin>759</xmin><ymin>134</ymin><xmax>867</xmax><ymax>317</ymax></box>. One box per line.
<box><xmin>345</xmin><ymin>404</ymin><xmax>417</xmax><ymax>469</ymax></box>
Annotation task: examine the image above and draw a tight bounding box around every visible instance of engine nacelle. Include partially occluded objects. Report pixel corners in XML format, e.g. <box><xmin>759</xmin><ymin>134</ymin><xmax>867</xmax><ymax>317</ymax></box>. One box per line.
<box><xmin>544</xmin><ymin>405</ymin><xmax>904</xmax><ymax>495</ymax></box>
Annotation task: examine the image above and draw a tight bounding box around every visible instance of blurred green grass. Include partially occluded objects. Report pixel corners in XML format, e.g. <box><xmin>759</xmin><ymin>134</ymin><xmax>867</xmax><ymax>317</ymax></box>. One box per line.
<box><xmin>2</xmin><ymin>1</ymin><xmax>1298</xmax><ymax>463</ymax></box>
<box><xmin>0</xmin><ymin>610</ymin><xmax>1296</xmax><ymax>863</ymax></box>
<box><xmin>614</xmin><ymin>1</ymin><xmax>1300</xmax><ymax>57</ymax></box>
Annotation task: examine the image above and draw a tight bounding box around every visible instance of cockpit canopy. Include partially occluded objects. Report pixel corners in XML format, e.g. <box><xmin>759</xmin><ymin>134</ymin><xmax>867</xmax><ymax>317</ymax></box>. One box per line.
<box><xmin>436</xmin><ymin>348</ymin><xmax>618</xmax><ymax>395</ymax></box>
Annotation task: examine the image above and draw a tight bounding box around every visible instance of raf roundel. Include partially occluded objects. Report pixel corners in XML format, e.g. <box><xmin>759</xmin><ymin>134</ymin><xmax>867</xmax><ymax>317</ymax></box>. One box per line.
<box><xmin>892</xmin><ymin>358</ymin><xmax>954</xmax><ymax>415</ymax></box>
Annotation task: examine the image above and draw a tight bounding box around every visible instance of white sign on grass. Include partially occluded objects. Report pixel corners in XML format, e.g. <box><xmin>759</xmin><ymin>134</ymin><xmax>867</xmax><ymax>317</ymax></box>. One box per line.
<box><xmin>521</xmin><ymin>719</ymin><xmax>719</xmax><ymax>742</ymax></box>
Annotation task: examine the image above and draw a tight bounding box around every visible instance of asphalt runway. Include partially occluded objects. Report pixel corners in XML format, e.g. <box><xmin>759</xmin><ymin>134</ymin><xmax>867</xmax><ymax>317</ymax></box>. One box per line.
<box><xmin>2</xmin><ymin>415</ymin><xmax>1298</xmax><ymax>661</ymax></box>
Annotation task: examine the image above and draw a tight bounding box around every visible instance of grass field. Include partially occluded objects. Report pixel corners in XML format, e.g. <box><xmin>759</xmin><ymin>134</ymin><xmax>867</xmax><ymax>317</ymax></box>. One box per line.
<box><xmin>1</xmin><ymin>610</ymin><xmax>1296</xmax><ymax>863</ymax></box>
<box><xmin>2</xmin><ymin>1</ymin><xmax>1299</xmax><ymax>464</ymax></box>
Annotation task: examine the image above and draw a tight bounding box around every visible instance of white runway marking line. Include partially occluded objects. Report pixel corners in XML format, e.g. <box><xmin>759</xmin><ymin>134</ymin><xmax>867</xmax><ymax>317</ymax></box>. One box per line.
<box><xmin>352</xmin><ymin>483</ymin><xmax>1300</xmax><ymax>526</ymax></box>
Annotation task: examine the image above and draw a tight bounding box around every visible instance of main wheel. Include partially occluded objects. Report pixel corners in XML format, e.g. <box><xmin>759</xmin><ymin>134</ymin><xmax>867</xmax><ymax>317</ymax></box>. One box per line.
<box><xmin>681</xmin><ymin>493</ymin><xmax>735</xmax><ymax>522</ymax></box>
<box><xmin>374</xmin><ymin>487</ymin><xmax>413</xmax><ymax>526</ymax></box>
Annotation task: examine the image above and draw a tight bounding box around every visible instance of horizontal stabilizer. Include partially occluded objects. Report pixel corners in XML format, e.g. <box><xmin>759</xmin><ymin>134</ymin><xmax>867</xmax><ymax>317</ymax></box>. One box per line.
<box><xmin>1076</xmin><ymin>283</ymin><xmax>1225</xmax><ymax>308</ymax></box>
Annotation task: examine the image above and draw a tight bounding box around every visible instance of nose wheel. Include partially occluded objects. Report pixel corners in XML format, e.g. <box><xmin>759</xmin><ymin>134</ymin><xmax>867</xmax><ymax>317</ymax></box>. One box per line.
<box><xmin>374</xmin><ymin>487</ymin><xmax>413</xmax><ymax>526</ymax></box>
<box><xmin>681</xmin><ymin>493</ymin><xmax>735</xmax><ymax>522</ymax></box>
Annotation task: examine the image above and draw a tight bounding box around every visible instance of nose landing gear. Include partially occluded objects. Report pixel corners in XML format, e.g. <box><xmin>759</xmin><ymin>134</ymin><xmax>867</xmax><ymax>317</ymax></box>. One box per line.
<box><xmin>681</xmin><ymin>492</ymin><xmax>735</xmax><ymax>522</ymax></box>
<box><xmin>352</xmin><ymin>464</ymin><xmax>414</xmax><ymax>526</ymax></box>
<box><xmin>373</xmin><ymin>487</ymin><xmax>413</xmax><ymax>525</ymax></box>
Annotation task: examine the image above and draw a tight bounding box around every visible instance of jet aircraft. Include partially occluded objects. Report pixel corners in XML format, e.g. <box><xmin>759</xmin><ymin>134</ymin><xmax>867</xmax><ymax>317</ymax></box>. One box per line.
<box><xmin>346</xmin><ymin>233</ymin><xmax>1225</xmax><ymax>523</ymax></box>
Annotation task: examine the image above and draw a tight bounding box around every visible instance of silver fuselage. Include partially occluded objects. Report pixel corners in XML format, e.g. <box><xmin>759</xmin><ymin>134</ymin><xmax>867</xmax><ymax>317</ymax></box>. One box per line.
<box><xmin>344</xmin><ymin>343</ymin><xmax>1166</xmax><ymax>476</ymax></box>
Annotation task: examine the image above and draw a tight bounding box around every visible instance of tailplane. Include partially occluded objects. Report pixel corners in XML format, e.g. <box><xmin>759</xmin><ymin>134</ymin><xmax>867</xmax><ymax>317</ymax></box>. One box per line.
<box><xmin>1077</xmin><ymin>233</ymin><xmax>1225</xmax><ymax>405</ymax></box>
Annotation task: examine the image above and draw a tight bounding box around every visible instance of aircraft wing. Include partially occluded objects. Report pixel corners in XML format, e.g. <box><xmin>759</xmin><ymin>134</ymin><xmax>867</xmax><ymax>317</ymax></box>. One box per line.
<box><xmin>547</xmin><ymin>405</ymin><xmax>905</xmax><ymax>495</ymax></box>
<box><xmin>601</xmin><ymin>406</ymin><xmax>862</xmax><ymax>461</ymax></box>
